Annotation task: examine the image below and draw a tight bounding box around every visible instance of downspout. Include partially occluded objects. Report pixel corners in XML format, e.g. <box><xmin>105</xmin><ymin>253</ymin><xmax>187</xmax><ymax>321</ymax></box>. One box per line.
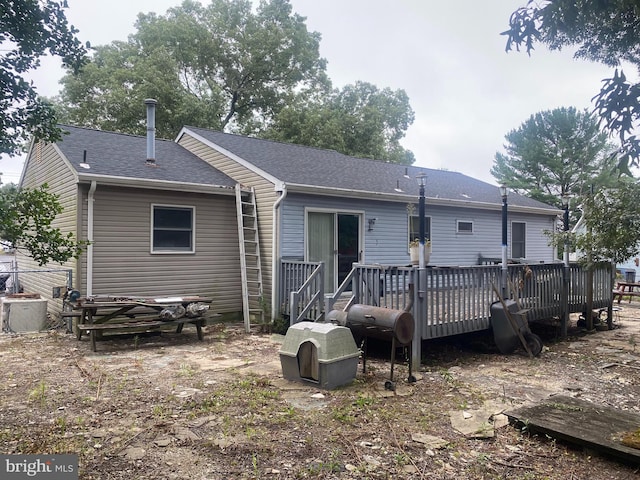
<box><xmin>86</xmin><ymin>181</ymin><xmax>97</xmax><ymax>296</ymax></box>
<box><xmin>271</xmin><ymin>184</ymin><xmax>287</xmax><ymax>321</ymax></box>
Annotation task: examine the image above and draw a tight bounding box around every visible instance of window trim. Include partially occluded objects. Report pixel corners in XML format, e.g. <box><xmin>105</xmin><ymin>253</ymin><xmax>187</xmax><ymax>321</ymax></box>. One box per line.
<box><xmin>150</xmin><ymin>204</ymin><xmax>196</xmax><ymax>254</ymax></box>
<box><xmin>408</xmin><ymin>214</ymin><xmax>432</xmax><ymax>252</ymax></box>
<box><xmin>511</xmin><ymin>221</ymin><xmax>526</xmax><ymax>259</ymax></box>
<box><xmin>456</xmin><ymin>220</ymin><xmax>474</xmax><ymax>234</ymax></box>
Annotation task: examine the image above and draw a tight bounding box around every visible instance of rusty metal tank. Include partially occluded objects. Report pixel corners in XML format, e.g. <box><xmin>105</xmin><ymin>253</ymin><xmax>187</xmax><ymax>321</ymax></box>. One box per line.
<box><xmin>341</xmin><ymin>304</ymin><xmax>414</xmax><ymax>346</ymax></box>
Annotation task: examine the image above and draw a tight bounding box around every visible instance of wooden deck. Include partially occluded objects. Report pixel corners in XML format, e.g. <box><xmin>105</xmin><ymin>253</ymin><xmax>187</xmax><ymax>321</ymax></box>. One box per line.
<box><xmin>280</xmin><ymin>261</ymin><xmax>615</xmax><ymax>363</ymax></box>
<box><xmin>506</xmin><ymin>395</ymin><xmax>640</xmax><ymax>464</ymax></box>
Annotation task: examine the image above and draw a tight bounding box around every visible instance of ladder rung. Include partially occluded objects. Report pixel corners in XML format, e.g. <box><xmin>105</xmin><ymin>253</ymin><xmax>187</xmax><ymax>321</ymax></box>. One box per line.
<box><xmin>237</xmin><ymin>186</ymin><xmax>263</xmax><ymax>329</ymax></box>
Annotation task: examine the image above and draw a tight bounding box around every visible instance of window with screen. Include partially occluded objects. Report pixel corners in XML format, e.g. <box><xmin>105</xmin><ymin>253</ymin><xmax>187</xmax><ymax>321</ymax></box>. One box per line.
<box><xmin>457</xmin><ymin>221</ymin><xmax>473</xmax><ymax>234</ymax></box>
<box><xmin>511</xmin><ymin>221</ymin><xmax>526</xmax><ymax>258</ymax></box>
<box><xmin>152</xmin><ymin>205</ymin><xmax>194</xmax><ymax>253</ymax></box>
<box><xmin>409</xmin><ymin>215</ymin><xmax>431</xmax><ymax>245</ymax></box>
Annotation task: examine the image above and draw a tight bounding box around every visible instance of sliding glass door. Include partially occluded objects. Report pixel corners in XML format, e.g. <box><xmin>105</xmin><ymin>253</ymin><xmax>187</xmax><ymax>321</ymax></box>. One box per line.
<box><xmin>307</xmin><ymin>212</ymin><xmax>361</xmax><ymax>293</ymax></box>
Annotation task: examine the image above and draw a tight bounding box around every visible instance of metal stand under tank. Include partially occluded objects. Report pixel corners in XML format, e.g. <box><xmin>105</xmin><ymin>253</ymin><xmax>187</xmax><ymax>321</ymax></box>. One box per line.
<box><xmin>327</xmin><ymin>304</ymin><xmax>416</xmax><ymax>391</ymax></box>
<box><xmin>279</xmin><ymin>321</ymin><xmax>360</xmax><ymax>390</ymax></box>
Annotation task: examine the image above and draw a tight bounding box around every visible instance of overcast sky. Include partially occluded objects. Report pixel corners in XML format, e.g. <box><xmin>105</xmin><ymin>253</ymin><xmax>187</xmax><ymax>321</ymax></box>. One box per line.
<box><xmin>1</xmin><ymin>0</ymin><xmax>617</xmax><ymax>186</ymax></box>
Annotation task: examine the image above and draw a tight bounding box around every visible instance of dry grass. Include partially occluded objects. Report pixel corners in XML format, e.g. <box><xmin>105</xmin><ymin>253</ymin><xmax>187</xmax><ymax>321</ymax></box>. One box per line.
<box><xmin>0</xmin><ymin>309</ymin><xmax>639</xmax><ymax>479</ymax></box>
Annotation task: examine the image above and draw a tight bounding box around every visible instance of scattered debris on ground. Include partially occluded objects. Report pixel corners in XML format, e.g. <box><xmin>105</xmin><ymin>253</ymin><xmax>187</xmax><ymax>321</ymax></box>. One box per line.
<box><xmin>1</xmin><ymin>306</ymin><xmax>639</xmax><ymax>479</ymax></box>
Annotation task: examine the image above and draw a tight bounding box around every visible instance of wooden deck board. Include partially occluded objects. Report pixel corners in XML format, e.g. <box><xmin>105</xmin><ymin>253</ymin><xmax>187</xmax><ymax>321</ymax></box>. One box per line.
<box><xmin>506</xmin><ymin>395</ymin><xmax>640</xmax><ymax>464</ymax></box>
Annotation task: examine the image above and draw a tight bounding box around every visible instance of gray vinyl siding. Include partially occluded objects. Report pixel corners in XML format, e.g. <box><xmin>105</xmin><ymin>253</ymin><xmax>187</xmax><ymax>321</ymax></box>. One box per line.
<box><xmin>178</xmin><ymin>133</ymin><xmax>277</xmax><ymax>305</ymax></box>
<box><xmin>15</xmin><ymin>142</ymin><xmax>80</xmax><ymax>317</ymax></box>
<box><xmin>282</xmin><ymin>194</ymin><xmax>412</xmax><ymax>266</ymax></box>
<box><xmin>79</xmin><ymin>185</ymin><xmax>242</xmax><ymax>314</ymax></box>
<box><xmin>282</xmin><ymin>193</ymin><xmax>557</xmax><ymax>267</ymax></box>
<box><xmin>430</xmin><ymin>206</ymin><xmax>556</xmax><ymax>264</ymax></box>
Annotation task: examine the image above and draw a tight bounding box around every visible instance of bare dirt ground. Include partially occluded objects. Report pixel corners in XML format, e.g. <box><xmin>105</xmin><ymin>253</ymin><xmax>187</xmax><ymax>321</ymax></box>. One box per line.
<box><xmin>1</xmin><ymin>305</ymin><xmax>640</xmax><ymax>479</ymax></box>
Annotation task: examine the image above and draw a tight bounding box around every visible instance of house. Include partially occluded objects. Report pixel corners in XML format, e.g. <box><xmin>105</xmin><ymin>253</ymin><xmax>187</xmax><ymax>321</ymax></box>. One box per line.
<box><xmin>175</xmin><ymin>126</ymin><xmax>560</xmax><ymax>317</ymax></box>
<box><xmin>18</xmin><ymin>107</ymin><xmax>560</xmax><ymax>323</ymax></box>
<box><xmin>17</xmin><ymin>109</ymin><xmax>244</xmax><ymax>320</ymax></box>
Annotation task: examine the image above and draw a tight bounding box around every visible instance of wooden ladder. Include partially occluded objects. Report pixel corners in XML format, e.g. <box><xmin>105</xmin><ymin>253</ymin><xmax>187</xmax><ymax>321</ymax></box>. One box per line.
<box><xmin>235</xmin><ymin>185</ymin><xmax>264</xmax><ymax>332</ymax></box>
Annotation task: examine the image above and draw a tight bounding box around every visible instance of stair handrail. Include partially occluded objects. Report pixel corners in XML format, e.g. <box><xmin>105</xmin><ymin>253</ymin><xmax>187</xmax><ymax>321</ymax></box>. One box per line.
<box><xmin>327</xmin><ymin>264</ymin><xmax>362</xmax><ymax>313</ymax></box>
<box><xmin>289</xmin><ymin>262</ymin><xmax>325</xmax><ymax>324</ymax></box>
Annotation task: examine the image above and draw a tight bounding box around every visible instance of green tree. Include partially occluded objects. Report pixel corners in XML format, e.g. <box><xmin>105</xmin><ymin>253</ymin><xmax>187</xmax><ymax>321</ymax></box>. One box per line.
<box><xmin>0</xmin><ymin>184</ymin><xmax>86</xmax><ymax>265</ymax></box>
<box><xmin>265</xmin><ymin>81</ymin><xmax>415</xmax><ymax>164</ymax></box>
<box><xmin>576</xmin><ymin>182</ymin><xmax>640</xmax><ymax>264</ymax></box>
<box><xmin>492</xmin><ymin>107</ymin><xmax>617</xmax><ymax>213</ymax></box>
<box><xmin>1</xmin><ymin>0</ymin><xmax>87</xmax><ymax>156</ymax></box>
<box><xmin>57</xmin><ymin>0</ymin><xmax>328</xmax><ymax>138</ymax></box>
<box><xmin>503</xmin><ymin>0</ymin><xmax>640</xmax><ymax>172</ymax></box>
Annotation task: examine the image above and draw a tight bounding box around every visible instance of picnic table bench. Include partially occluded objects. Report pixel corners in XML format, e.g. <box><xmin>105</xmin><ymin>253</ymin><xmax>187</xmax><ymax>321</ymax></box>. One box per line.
<box><xmin>613</xmin><ymin>281</ymin><xmax>640</xmax><ymax>303</ymax></box>
<box><xmin>72</xmin><ymin>295</ymin><xmax>212</xmax><ymax>351</ymax></box>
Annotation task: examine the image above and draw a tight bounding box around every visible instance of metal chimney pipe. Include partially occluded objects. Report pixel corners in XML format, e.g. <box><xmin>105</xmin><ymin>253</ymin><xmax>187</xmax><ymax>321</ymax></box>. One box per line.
<box><xmin>145</xmin><ymin>98</ymin><xmax>157</xmax><ymax>165</ymax></box>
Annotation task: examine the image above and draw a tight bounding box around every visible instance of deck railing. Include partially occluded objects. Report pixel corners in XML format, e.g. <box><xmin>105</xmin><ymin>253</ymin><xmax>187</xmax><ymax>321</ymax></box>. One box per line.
<box><xmin>279</xmin><ymin>260</ymin><xmax>324</xmax><ymax>323</ymax></box>
<box><xmin>283</xmin><ymin>260</ymin><xmax>614</xmax><ymax>338</ymax></box>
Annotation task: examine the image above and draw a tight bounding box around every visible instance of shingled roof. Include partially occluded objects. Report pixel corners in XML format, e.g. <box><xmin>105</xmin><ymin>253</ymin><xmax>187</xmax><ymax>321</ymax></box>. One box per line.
<box><xmin>182</xmin><ymin>126</ymin><xmax>558</xmax><ymax>212</ymax></box>
<box><xmin>54</xmin><ymin>125</ymin><xmax>236</xmax><ymax>190</ymax></box>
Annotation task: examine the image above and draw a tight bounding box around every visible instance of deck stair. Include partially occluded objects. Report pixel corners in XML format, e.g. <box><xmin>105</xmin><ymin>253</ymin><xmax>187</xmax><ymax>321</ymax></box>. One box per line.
<box><xmin>235</xmin><ymin>185</ymin><xmax>264</xmax><ymax>332</ymax></box>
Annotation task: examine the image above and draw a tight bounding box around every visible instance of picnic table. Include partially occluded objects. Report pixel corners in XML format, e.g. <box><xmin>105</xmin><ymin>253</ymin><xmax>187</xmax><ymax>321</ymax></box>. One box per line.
<box><xmin>613</xmin><ymin>281</ymin><xmax>640</xmax><ymax>303</ymax></box>
<box><xmin>72</xmin><ymin>295</ymin><xmax>212</xmax><ymax>351</ymax></box>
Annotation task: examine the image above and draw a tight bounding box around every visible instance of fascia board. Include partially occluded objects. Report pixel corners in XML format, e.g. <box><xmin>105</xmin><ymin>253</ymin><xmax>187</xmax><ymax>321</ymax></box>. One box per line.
<box><xmin>177</xmin><ymin>128</ymin><xmax>282</xmax><ymax>188</ymax></box>
<box><xmin>19</xmin><ymin>141</ymin><xmax>81</xmax><ymax>187</ymax></box>
<box><xmin>17</xmin><ymin>139</ymin><xmax>35</xmax><ymax>187</ymax></box>
<box><xmin>285</xmin><ymin>183</ymin><xmax>560</xmax><ymax>216</ymax></box>
<box><xmin>76</xmin><ymin>172</ymin><xmax>237</xmax><ymax>195</ymax></box>
<box><xmin>53</xmin><ymin>143</ymin><xmax>81</xmax><ymax>183</ymax></box>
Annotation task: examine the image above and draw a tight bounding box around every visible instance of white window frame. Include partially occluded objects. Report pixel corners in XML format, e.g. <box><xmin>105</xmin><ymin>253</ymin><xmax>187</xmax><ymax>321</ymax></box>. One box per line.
<box><xmin>303</xmin><ymin>207</ymin><xmax>365</xmax><ymax>261</ymax></box>
<box><xmin>456</xmin><ymin>220</ymin><xmax>474</xmax><ymax>234</ymax></box>
<box><xmin>150</xmin><ymin>204</ymin><xmax>196</xmax><ymax>254</ymax></box>
<box><xmin>408</xmin><ymin>214</ymin><xmax>432</xmax><ymax>252</ymax></box>
<box><xmin>511</xmin><ymin>221</ymin><xmax>526</xmax><ymax>259</ymax></box>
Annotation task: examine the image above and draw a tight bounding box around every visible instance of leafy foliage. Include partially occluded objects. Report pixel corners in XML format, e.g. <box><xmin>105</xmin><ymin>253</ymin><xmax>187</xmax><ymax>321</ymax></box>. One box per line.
<box><xmin>491</xmin><ymin>107</ymin><xmax>617</xmax><ymax>217</ymax></box>
<box><xmin>1</xmin><ymin>0</ymin><xmax>87</xmax><ymax>156</ymax></box>
<box><xmin>56</xmin><ymin>0</ymin><xmax>415</xmax><ymax>163</ymax></box>
<box><xmin>0</xmin><ymin>184</ymin><xmax>87</xmax><ymax>265</ymax></box>
<box><xmin>265</xmin><ymin>81</ymin><xmax>415</xmax><ymax>164</ymax></box>
<box><xmin>575</xmin><ymin>182</ymin><xmax>640</xmax><ymax>264</ymax></box>
<box><xmin>503</xmin><ymin>0</ymin><xmax>640</xmax><ymax>170</ymax></box>
<box><xmin>57</xmin><ymin>0</ymin><xmax>329</xmax><ymax>138</ymax></box>
<box><xmin>592</xmin><ymin>69</ymin><xmax>640</xmax><ymax>174</ymax></box>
